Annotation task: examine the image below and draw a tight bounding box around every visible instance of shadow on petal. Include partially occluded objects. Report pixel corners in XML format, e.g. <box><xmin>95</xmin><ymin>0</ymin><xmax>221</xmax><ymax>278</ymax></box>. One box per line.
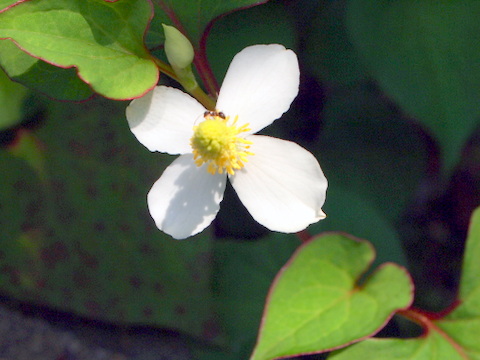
<box><xmin>148</xmin><ymin>155</ymin><xmax>227</xmax><ymax>239</ymax></box>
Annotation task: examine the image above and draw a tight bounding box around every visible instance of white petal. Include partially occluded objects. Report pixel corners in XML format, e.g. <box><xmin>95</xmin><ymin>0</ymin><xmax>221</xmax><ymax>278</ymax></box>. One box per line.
<box><xmin>126</xmin><ymin>86</ymin><xmax>205</xmax><ymax>154</ymax></box>
<box><xmin>216</xmin><ymin>44</ymin><xmax>300</xmax><ymax>134</ymax></box>
<box><xmin>230</xmin><ymin>135</ymin><xmax>327</xmax><ymax>233</ymax></box>
<box><xmin>147</xmin><ymin>154</ymin><xmax>227</xmax><ymax>239</ymax></box>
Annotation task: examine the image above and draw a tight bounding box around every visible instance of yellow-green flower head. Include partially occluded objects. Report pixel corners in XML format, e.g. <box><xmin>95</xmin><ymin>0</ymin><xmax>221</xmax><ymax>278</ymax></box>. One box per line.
<box><xmin>162</xmin><ymin>24</ymin><xmax>194</xmax><ymax>70</ymax></box>
<box><xmin>126</xmin><ymin>44</ymin><xmax>328</xmax><ymax>239</ymax></box>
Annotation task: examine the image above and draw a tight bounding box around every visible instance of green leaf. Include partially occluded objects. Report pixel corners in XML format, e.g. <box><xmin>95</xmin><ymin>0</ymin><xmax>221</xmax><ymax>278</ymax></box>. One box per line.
<box><xmin>206</xmin><ymin>0</ymin><xmax>296</xmax><ymax>82</ymax></box>
<box><xmin>150</xmin><ymin>0</ymin><xmax>269</xmax><ymax>46</ymax></box>
<box><xmin>0</xmin><ymin>0</ymin><xmax>18</xmax><ymax>12</ymax></box>
<box><xmin>316</xmin><ymin>84</ymin><xmax>428</xmax><ymax>223</ymax></box>
<box><xmin>304</xmin><ymin>0</ymin><xmax>368</xmax><ymax>85</ymax></box>
<box><xmin>330</xmin><ymin>207</ymin><xmax>480</xmax><ymax>360</ymax></box>
<box><xmin>457</xmin><ymin>207</ymin><xmax>480</xmax><ymax>303</ymax></box>
<box><xmin>0</xmin><ymin>65</ymin><xmax>27</xmax><ymax>130</ymax></box>
<box><xmin>346</xmin><ymin>0</ymin><xmax>480</xmax><ymax>171</ymax></box>
<box><xmin>435</xmin><ymin>207</ymin><xmax>480</xmax><ymax>359</ymax></box>
<box><xmin>0</xmin><ymin>0</ymin><xmax>158</xmax><ymax>100</ymax></box>
<box><xmin>0</xmin><ymin>96</ymin><xmax>216</xmax><ymax>339</ymax></box>
<box><xmin>329</xmin><ymin>334</ymin><xmax>464</xmax><ymax>360</ymax></box>
<box><xmin>0</xmin><ymin>40</ymin><xmax>93</xmax><ymax>101</ymax></box>
<box><xmin>0</xmin><ymin>0</ymin><xmax>17</xmax><ymax>12</ymax></box>
<box><xmin>250</xmin><ymin>234</ymin><xmax>413</xmax><ymax>360</ymax></box>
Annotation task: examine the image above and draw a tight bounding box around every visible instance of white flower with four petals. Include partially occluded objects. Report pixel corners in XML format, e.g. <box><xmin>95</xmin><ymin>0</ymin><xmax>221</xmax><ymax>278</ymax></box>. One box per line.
<box><xmin>126</xmin><ymin>44</ymin><xmax>328</xmax><ymax>239</ymax></box>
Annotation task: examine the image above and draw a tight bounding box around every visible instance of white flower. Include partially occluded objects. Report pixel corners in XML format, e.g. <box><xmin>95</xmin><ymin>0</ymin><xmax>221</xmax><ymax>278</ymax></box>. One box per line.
<box><xmin>126</xmin><ymin>44</ymin><xmax>328</xmax><ymax>239</ymax></box>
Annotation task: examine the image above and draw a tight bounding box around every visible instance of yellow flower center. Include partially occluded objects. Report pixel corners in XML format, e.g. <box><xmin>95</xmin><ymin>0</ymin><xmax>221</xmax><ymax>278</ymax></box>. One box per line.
<box><xmin>190</xmin><ymin>112</ymin><xmax>254</xmax><ymax>175</ymax></box>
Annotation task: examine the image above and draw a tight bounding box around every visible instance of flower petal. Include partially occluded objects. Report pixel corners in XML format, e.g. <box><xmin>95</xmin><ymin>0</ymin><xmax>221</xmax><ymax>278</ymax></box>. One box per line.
<box><xmin>147</xmin><ymin>154</ymin><xmax>227</xmax><ymax>239</ymax></box>
<box><xmin>216</xmin><ymin>44</ymin><xmax>300</xmax><ymax>134</ymax></box>
<box><xmin>230</xmin><ymin>135</ymin><xmax>327</xmax><ymax>233</ymax></box>
<box><xmin>126</xmin><ymin>86</ymin><xmax>205</xmax><ymax>154</ymax></box>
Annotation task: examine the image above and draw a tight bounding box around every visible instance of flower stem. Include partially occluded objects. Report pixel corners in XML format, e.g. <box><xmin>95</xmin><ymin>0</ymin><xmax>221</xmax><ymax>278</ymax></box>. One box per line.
<box><xmin>188</xmin><ymin>84</ymin><xmax>216</xmax><ymax>110</ymax></box>
<box><xmin>155</xmin><ymin>4</ymin><xmax>219</xmax><ymax>106</ymax></box>
<box><xmin>194</xmin><ymin>50</ymin><xmax>220</xmax><ymax>97</ymax></box>
<box><xmin>153</xmin><ymin>57</ymin><xmax>215</xmax><ymax>110</ymax></box>
<box><xmin>197</xmin><ymin>24</ymin><xmax>220</xmax><ymax>96</ymax></box>
<box><xmin>152</xmin><ymin>57</ymin><xmax>177</xmax><ymax>80</ymax></box>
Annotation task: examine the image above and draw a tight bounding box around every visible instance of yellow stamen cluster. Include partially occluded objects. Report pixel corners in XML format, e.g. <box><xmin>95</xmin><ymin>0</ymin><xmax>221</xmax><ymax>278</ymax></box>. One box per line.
<box><xmin>190</xmin><ymin>112</ymin><xmax>254</xmax><ymax>175</ymax></box>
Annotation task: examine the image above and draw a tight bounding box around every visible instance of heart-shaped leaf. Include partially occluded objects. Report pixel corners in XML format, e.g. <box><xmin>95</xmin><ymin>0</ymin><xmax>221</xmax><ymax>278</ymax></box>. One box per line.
<box><xmin>0</xmin><ymin>0</ymin><xmax>158</xmax><ymax>100</ymax></box>
<box><xmin>250</xmin><ymin>234</ymin><xmax>413</xmax><ymax>360</ymax></box>
<box><xmin>329</xmin><ymin>207</ymin><xmax>480</xmax><ymax>359</ymax></box>
<box><xmin>346</xmin><ymin>0</ymin><xmax>480</xmax><ymax>171</ymax></box>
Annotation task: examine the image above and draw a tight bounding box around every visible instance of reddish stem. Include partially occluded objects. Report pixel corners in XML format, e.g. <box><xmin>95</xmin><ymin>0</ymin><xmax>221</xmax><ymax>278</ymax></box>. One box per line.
<box><xmin>194</xmin><ymin>49</ymin><xmax>220</xmax><ymax>99</ymax></box>
<box><xmin>295</xmin><ymin>230</ymin><xmax>312</xmax><ymax>243</ymax></box>
<box><xmin>196</xmin><ymin>26</ymin><xmax>220</xmax><ymax>97</ymax></box>
<box><xmin>158</xmin><ymin>0</ymin><xmax>220</xmax><ymax>99</ymax></box>
<box><xmin>397</xmin><ymin>307</ymin><xmax>468</xmax><ymax>359</ymax></box>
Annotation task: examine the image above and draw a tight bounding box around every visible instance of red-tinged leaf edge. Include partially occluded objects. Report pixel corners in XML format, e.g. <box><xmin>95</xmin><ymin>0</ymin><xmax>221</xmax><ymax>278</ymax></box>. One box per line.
<box><xmin>252</xmin><ymin>232</ymin><xmax>415</xmax><ymax>359</ymax></box>
<box><xmin>0</xmin><ymin>0</ymin><xmax>124</xmax><ymax>14</ymax></box>
<box><xmin>0</xmin><ymin>54</ymin><xmax>96</xmax><ymax>102</ymax></box>
<box><xmin>0</xmin><ymin>0</ymin><xmax>159</xmax><ymax>101</ymax></box>
<box><xmin>395</xmin><ymin>306</ymin><xmax>469</xmax><ymax>359</ymax></box>
<box><xmin>0</xmin><ymin>1</ymin><xmax>25</xmax><ymax>14</ymax></box>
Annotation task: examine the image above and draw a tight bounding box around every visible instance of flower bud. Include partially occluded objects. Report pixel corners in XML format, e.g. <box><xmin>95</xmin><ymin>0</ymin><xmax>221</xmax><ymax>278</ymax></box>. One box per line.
<box><xmin>162</xmin><ymin>24</ymin><xmax>194</xmax><ymax>70</ymax></box>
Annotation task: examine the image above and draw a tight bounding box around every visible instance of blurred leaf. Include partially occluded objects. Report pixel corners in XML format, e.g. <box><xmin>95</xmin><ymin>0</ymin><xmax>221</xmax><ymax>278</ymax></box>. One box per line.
<box><xmin>206</xmin><ymin>0</ymin><xmax>296</xmax><ymax>82</ymax></box>
<box><xmin>347</xmin><ymin>0</ymin><xmax>480</xmax><ymax>171</ymax></box>
<box><xmin>0</xmin><ymin>65</ymin><xmax>27</xmax><ymax>129</ymax></box>
<box><xmin>179</xmin><ymin>205</ymin><xmax>298</xmax><ymax>354</ymax></box>
<box><xmin>250</xmin><ymin>234</ymin><xmax>413</xmax><ymax>360</ymax></box>
<box><xmin>283</xmin><ymin>0</ymin><xmax>327</xmax><ymax>27</ymax></box>
<box><xmin>0</xmin><ymin>0</ymin><xmax>158</xmax><ymax>100</ymax></box>
<box><xmin>0</xmin><ymin>40</ymin><xmax>93</xmax><ymax>101</ymax></box>
<box><xmin>330</xmin><ymin>206</ymin><xmax>480</xmax><ymax>359</ymax></box>
<box><xmin>309</xmin><ymin>84</ymin><xmax>428</xmax><ymax>270</ymax></box>
<box><xmin>145</xmin><ymin>4</ymin><xmax>165</xmax><ymax>53</ymax></box>
<box><xmin>6</xmin><ymin>130</ymin><xmax>46</xmax><ymax>181</ymax></box>
<box><xmin>213</xmin><ymin>234</ymin><xmax>300</xmax><ymax>357</ymax></box>
<box><xmin>316</xmin><ymin>84</ymin><xmax>428</xmax><ymax>223</ymax></box>
<box><xmin>149</xmin><ymin>0</ymin><xmax>269</xmax><ymax>47</ymax></box>
<box><xmin>192</xmin><ymin>347</ymin><xmax>241</xmax><ymax>360</ymax></box>
<box><xmin>0</xmin><ymin>96</ymin><xmax>217</xmax><ymax>339</ymax></box>
<box><xmin>304</xmin><ymin>0</ymin><xmax>368</xmax><ymax>85</ymax></box>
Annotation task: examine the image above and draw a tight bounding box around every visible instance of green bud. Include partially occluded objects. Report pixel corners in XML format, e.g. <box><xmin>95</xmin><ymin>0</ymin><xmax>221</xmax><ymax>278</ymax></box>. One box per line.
<box><xmin>162</xmin><ymin>24</ymin><xmax>194</xmax><ymax>70</ymax></box>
